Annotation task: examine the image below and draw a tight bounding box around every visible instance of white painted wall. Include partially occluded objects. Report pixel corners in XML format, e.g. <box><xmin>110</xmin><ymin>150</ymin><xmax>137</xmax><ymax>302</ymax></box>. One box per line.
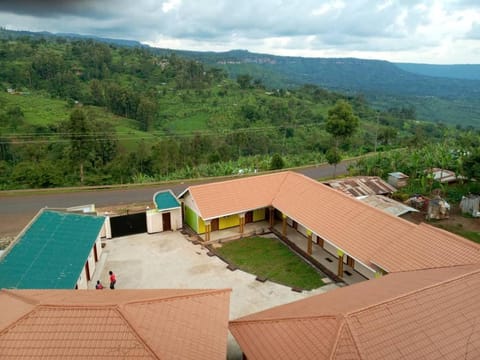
<box><xmin>171</xmin><ymin>208</ymin><xmax>182</xmax><ymax>230</ymax></box>
<box><xmin>101</xmin><ymin>217</ymin><xmax>111</xmax><ymax>239</ymax></box>
<box><xmin>297</xmin><ymin>223</ymin><xmax>307</xmax><ymax>236</ymax></box>
<box><xmin>95</xmin><ymin>237</ymin><xmax>102</xmax><ymax>260</ymax></box>
<box><xmin>147</xmin><ymin>211</ymin><xmax>163</xmax><ymax>233</ymax></box>
<box><xmin>76</xmin><ymin>267</ymin><xmax>88</xmax><ymax>289</ymax></box>
<box><xmin>354</xmin><ymin>261</ymin><xmax>376</xmax><ymax>279</ymax></box>
<box><xmin>183</xmin><ymin>193</ymin><xmax>199</xmax><ymax>213</ymax></box>
<box><xmin>147</xmin><ymin>208</ymin><xmax>182</xmax><ymax>233</ymax></box>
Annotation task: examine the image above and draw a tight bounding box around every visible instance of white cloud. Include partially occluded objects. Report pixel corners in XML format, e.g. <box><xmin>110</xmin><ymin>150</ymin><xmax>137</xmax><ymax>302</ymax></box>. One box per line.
<box><xmin>162</xmin><ymin>0</ymin><xmax>182</xmax><ymax>13</ymax></box>
<box><xmin>1</xmin><ymin>0</ymin><xmax>479</xmax><ymax>64</ymax></box>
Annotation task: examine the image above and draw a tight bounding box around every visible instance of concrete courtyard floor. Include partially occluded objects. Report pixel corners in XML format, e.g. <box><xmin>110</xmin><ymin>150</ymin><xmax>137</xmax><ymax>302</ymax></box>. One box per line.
<box><xmin>92</xmin><ymin>231</ymin><xmax>338</xmax><ymax>359</ymax></box>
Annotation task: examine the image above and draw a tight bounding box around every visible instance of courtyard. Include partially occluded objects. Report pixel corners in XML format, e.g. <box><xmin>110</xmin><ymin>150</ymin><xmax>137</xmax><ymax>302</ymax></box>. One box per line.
<box><xmin>92</xmin><ymin>231</ymin><xmax>338</xmax><ymax>358</ymax></box>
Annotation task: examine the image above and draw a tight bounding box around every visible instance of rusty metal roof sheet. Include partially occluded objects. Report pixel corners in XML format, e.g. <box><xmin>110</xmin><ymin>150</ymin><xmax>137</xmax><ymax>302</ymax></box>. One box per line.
<box><xmin>323</xmin><ymin>176</ymin><xmax>397</xmax><ymax>197</ymax></box>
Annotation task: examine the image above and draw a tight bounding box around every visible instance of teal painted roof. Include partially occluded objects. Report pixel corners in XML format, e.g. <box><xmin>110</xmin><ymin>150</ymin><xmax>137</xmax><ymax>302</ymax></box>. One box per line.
<box><xmin>0</xmin><ymin>210</ymin><xmax>105</xmax><ymax>289</ymax></box>
<box><xmin>154</xmin><ymin>191</ymin><xmax>180</xmax><ymax>210</ymax></box>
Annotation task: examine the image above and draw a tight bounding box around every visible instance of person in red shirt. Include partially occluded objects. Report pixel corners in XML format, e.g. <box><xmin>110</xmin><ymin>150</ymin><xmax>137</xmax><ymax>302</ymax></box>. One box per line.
<box><xmin>95</xmin><ymin>280</ymin><xmax>104</xmax><ymax>289</ymax></box>
<box><xmin>109</xmin><ymin>270</ymin><xmax>116</xmax><ymax>289</ymax></box>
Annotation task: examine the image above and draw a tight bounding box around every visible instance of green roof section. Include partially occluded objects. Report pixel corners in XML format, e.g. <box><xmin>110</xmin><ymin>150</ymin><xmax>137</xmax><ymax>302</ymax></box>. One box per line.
<box><xmin>0</xmin><ymin>210</ymin><xmax>105</xmax><ymax>289</ymax></box>
<box><xmin>154</xmin><ymin>190</ymin><xmax>180</xmax><ymax>211</ymax></box>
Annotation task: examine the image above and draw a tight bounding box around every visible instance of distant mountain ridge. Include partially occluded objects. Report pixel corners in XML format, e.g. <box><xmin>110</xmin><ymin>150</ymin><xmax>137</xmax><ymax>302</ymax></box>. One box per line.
<box><xmin>395</xmin><ymin>63</ymin><xmax>480</xmax><ymax>80</ymax></box>
<box><xmin>171</xmin><ymin>49</ymin><xmax>480</xmax><ymax>99</ymax></box>
<box><xmin>2</xmin><ymin>28</ymin><xmax>480</xmax><ymax>127</ymax></box>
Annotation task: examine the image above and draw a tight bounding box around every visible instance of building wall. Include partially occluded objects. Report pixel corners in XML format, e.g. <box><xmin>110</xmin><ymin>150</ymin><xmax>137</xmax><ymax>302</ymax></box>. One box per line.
<box><xmin>183</xmin><ymin>193</ymin><xmax>199</xmax><ymax>213</ymax></box>
<box><xmin>321</xmin><ymin>238</ymin><xmax>375</xmax><ymax>279</ymax></box>
<box><xmin>76</xmin><ymin>267</ymin><xmax>88</xmax><ymax>289</ymax></box>
<box><xmin>184</xmin><ymin>205</ymin><xmax>206</xmax><ymax>234</ymax></box>
<box><xmin>219</xmin><ymin>214</ymin><xmax>240</xmax><ymax>229</ymax></box>
<box><xmin>147</xmin><ymin>208</ymin><xmax>183</xmax><ymax>233</ymax></box>
<box><xmin>354</xmin><ymin>261</ymin><xmax>376</xmax><ymax>279</ymax></box>
<box><xmin>171</xmin><ymin>208</ymin><xmax>182</xmax><ymax>230</ymax></box>
<box><xmin>185</xmin><ymin>205</ymin><xmax>199</xmax><ymax>233</ymax></box>
<box><xmin>253</xmin><ymin>208</ymin><xmax>266</xmax><ymax>221</ymax></box>
<box><xmin>100</xmin><ymin>217</ymin><xmax>112</xmax><ymax>239</ymax></box>
<box><xmin>147</xmin><ymin>210</ymin><xmax>164</xmax><ymax>233</ymax></box>
<box><xmin>86</xmin><ymin>247</ymin><xmax>95</xmax><ymax>282</ymax></box>
<box><xmin>95</xmin><ymin>237</ymin><xmax>102</xmax><ymax>261</ymax></box>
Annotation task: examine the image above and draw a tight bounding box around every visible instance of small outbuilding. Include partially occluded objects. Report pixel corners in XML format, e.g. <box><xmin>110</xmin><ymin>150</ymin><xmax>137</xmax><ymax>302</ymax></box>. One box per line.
<box><xmin>147</xmin><ymin>190</ymin><xmax>182</xmax><ymax>233</ymax></box>
<box><xmin>388</xmin><ymin>172</ymin><xmax>409</xmax><ymax>188</ymax></box>
<box><xmin>460</xmin><ymin>194</ymin><xmax>480</xmax><ymax>217</ymax></box>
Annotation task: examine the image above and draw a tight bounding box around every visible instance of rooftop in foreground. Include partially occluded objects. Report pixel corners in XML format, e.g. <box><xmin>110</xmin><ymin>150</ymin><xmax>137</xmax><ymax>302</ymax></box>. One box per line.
<box><xmin>230</xmin><ymin>264</ymin><xmax>480</xmax><ymax>360</ymax></box>
<box><xmin>0</xmin><ymin>288</ymin><xmax>231</xmax><ymax>359</ymax></box>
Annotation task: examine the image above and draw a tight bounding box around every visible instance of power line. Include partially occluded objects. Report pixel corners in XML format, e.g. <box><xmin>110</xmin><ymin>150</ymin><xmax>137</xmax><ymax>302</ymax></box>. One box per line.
<box><xmin>0</xmin><ymin>122</ymin><xmax>325</xmax><ymax>144</ymax></box>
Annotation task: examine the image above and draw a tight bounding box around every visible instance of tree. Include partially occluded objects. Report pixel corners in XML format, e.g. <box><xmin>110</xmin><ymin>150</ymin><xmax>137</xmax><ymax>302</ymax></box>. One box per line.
<box><xmin>325</xmin><ymin>100</ymin><xmax>359</xmax><ymax>149</ymax></box>
<box><xmin>136</xmin><ymin>97</ymin><xmax>157</xmax><ymax>131</ymax></box>
<box><xmin>65</xmin><ymin>108</ymin><xmax>92</xmax><ymax>184</ymax></box>
<box><xmin>270</xmin><ymin>153</ymin><xmax>285</xmax><ymax>170</ymax></box>
<box><xmin>463</xmin><ymin>151</ymin><xmax>480</xmax><ymax>180</ymax></box>
<box><xmin>326</xmin><ymin>148</ymin><xmax>342</xmax><ymax>178</ymax></box>
<box><xmin>237</xmin><ymin>74</ymin><xmax>253</xmax><ymax>89</ymax></box>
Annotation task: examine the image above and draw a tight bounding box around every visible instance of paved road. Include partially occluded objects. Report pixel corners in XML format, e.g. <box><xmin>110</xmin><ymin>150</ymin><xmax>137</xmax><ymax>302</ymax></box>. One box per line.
<box><xmin>0</xmin><ymin>162</ymin><xmax>350</xmax><ymax>236</ymax></box>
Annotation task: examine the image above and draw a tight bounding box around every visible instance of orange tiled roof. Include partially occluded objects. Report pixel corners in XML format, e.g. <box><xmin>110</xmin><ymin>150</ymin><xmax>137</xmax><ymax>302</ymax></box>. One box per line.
<box><xmin>230</xmin><ymin>264</ymin><xmax>480</xmax><ymax>360</ymax></box>
<box><xmin>0</xmin><ymin>289</ymin><xmax>231</xmax><ymax>359</ymax></box>
<box><xmin>182</xmin><ymin>171</ymin><xmax>480</xmax><ymax>272</ymax></box>
<box><xmin>184</xmin><ymin>172</ymin><xmax>289</xmax><ymax>219</ymax></box>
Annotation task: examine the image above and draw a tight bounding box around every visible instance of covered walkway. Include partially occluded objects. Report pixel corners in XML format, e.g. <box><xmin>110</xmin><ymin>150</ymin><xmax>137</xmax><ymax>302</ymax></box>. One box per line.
<box><xmin>194</xmin><ymin>219</ymin><xmax>367</xmax><ymax>285</ymax></box>
<box><xmin>273</xmin><ymin>224</ymin><xmax>368</xmax><ymax>285</ymax></box>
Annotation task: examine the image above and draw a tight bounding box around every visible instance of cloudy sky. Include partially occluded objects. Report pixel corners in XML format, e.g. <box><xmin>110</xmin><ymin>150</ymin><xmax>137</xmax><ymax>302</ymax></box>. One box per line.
<box><xmin>0</xmin><ymin>0</ymin><xmax>479</xmax><ymax>64</ymax></box>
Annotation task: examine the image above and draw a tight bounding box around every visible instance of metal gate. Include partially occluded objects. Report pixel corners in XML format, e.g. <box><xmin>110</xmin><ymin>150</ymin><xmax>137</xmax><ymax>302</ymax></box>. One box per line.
<box><xmin>110</xmin><ymin>212</ymin><xmax>147</xmax><ymax>237</ymax></box>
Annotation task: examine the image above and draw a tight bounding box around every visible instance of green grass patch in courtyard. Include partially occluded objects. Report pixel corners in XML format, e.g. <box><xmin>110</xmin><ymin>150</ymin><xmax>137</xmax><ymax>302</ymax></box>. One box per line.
<box><xmin>215</xmin><ymin>236</ymin><xmax>324</xmax><ymax>290</ymax></box>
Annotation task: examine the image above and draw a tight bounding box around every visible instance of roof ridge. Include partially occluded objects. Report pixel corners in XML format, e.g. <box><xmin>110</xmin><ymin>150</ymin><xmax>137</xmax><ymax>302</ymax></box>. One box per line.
<box><xmin>113</xmin><ymin>306</ymin><xmax>160</xmax><ymax>359</ymax></box>
<box><xmin>0</xmin><ymin>291</ymin><xmax>38</xmax><ymax>335</ymax></box>
<box><xmin>271</xmin><ymin>171</ymin><xmax>293</xmax><ymax>202</ymax></box>
<box><xmin>122</xmin><ymin>288</ymin><xmax>231</xmax><ymax>307</ymax></box>
<box><xmin>43</xmin><ymin>208</ymin><xmax>105</xmax><ymax>219</ymax></box>
<box><xmin>329</xmin><ymin>319</ymin><xmax>364</xmax><ymax>360</ymax></box>
<box><xmin>346</xmin><ymin>266</ymin><xmax>480</xmax><ymax>318</ymax></box>
<box><xmin>230</xmin><ymin>314</ymin><xmax>339</xmax><ymax>326</ymax></box>
<box><xmin>1</xmin><ymin>289</ymin><xmax>39</xmax><ymax>305</ymax></box>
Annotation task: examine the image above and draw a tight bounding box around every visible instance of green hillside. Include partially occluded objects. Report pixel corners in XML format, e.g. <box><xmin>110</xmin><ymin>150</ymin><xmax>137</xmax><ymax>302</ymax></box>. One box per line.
<box><xmin>169</xmin><ymin>50</ymin><xmax>480</xmax><ymax>128</ymax></box>
<box><xmin>0</xmin><ymin>28</ymin><xmax>478</xmax><ymax>190</ymax></box>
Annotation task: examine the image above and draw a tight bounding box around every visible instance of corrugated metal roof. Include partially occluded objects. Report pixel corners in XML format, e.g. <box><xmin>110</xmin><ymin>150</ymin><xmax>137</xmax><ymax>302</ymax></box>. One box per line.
<box><xmin>388</xmin><ymin>172</ymin><xmax>409</xmax><ymax>179</ymax></box>
<box><xmin>182</xmin><ymin>171</ymin><xmax>480</xmax><ymax>273</ymax></box>
<box><xmin>230</xmin><ymin>265</ymin><xmax>480</xmax><ymax>360</ymax></box>
<box><xmin>357</xmin><ymin>195</ymin><xmax>418</xmax><ymax>217</ymax></box>
<box><xmin>154</xmin><ymin>190</ymin><xmax>180</xmax><ymax>210</ymax></box>
<box><xmin>428</xmin><ymin>168</ymin><xmax>461</xmax><ymax>183</ymax></box>
<box><xmin>0</xmin><ymin>210</ymin><xmax>105</xmax><ymax>289</ymax></box>
<box><xmin>0</xmin><ymin>288</ymin><xmax>231</xmax><ymax>360</ymax></box>
<box><xmin>324</xmin><ymin>176</ymin><xmax>397</xmax><ymax>197</ymax></box>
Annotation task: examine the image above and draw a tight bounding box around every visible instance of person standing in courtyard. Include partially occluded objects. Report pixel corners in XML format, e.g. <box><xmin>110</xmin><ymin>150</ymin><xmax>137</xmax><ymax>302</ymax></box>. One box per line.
<box><xmin>109</xmin><ymin>270</ymin><xmax>116</xmax><ymax>289</ymax></box>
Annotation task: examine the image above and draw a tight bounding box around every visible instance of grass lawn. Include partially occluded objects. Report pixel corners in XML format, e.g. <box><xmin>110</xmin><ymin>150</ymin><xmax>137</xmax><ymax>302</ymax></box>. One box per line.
<box><xmin>215</xmin><ymin>236</ymin><xmax>324</xmax><ymax>290</ymax></box>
